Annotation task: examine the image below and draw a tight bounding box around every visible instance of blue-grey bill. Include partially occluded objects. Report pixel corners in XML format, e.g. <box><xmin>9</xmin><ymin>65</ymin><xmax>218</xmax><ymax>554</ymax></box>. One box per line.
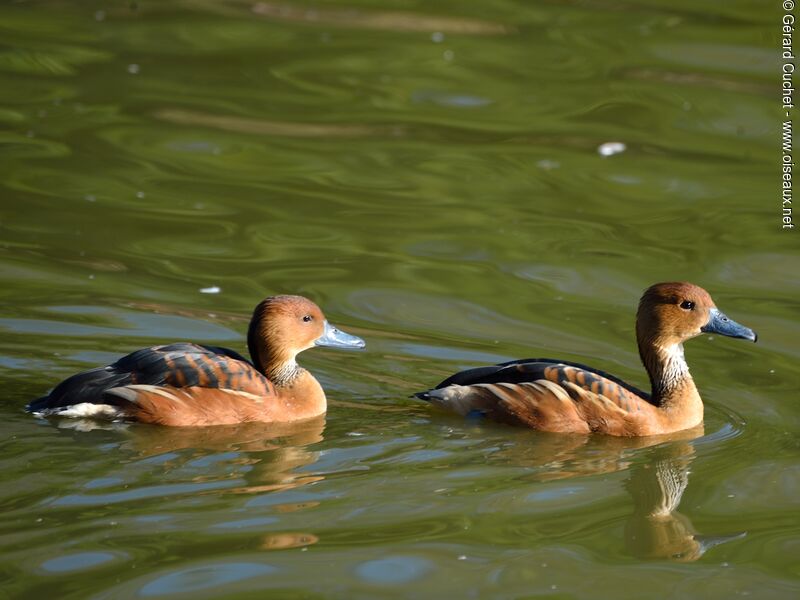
<box><xmin>701</xmin><ymin>308</ymin><xmax>757</xmax><ymax>342</ymax></box>
<box><xmin>315</xmin><ymin>320</ymin><xmax>366</xmax><ymax>349</ymax></box>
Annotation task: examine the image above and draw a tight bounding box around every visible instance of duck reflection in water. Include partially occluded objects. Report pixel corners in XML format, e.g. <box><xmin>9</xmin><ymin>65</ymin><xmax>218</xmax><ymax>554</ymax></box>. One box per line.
<box><xmin>123</xmin><ymin>416</ymin><xmax>327</xmax><ymax>495</ymax></box>
<box><xmin>624</xmin><ymin>439</ymin><xmax>746</xmax><ymax>561</ymax></box>
<box><xmin>473</xmin><ymin>424</ymin><xmax>743</xmax><ymax>561</ymax></box>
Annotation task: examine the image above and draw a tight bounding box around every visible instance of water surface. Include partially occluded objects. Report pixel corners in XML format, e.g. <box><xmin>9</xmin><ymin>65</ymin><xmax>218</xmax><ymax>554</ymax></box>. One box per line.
<box><xmin>1</xmin><ymin>1</ymin><xmax>798</xmax><ymax>598</ymax></box>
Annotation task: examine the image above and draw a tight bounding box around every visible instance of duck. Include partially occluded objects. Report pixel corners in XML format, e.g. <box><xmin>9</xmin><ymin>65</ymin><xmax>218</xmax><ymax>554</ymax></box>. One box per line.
<box><xmin>414</xmin><ymin>282</ymin><xmax>757</xmax><ymax>437</ymax></box>
<box><xmin>28</xmin><ymin>295</ymin><xmax>365</xmax><ymax>427</ymax></box>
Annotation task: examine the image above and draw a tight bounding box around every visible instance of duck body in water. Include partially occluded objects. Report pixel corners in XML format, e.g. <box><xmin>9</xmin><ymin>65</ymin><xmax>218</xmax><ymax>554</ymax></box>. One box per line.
<box><xmin>415</xmin><ymin>283</ymin><xmax>757</xmax><ymax>437</ymax></box>
<box><xmin>29</xmin><ymin>295</ymin><xmax>365</xmax><ymax>427</ymax></box>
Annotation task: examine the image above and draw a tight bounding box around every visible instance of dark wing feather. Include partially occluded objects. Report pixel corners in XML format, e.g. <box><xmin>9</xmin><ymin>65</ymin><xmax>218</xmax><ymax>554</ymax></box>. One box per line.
<box><xmin>29</xmin><ymin>343</ymin><xmax>270</xmax><ymax>412</ymax></box>
<box><xmin>432</xmin><ymin>357</ymin><xmax>652</xmax><ymax>405</ymax></box>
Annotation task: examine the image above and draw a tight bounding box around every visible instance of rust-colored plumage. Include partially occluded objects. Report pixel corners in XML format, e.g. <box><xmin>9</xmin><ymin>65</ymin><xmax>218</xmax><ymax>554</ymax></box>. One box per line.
<box><xmin>29</xmin><ymin>295</ymin><xmax>364</xmax><ymax>427</ymax></box>
<box><xmin>415</xmin><ymin>282</ymin><xmax>757</xmax><ymax>437</ymax></box>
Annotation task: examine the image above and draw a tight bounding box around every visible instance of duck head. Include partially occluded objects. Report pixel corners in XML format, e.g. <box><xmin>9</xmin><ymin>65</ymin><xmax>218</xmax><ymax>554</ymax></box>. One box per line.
<box><xmin>247</xmin><ymin>295</ymin><xmax>364</xmax><ymax>380</ymax></box>
<box><xmin>636</xmin><ymin>282</ymin><xmax>757</xmax><ymax>348</ymax></box>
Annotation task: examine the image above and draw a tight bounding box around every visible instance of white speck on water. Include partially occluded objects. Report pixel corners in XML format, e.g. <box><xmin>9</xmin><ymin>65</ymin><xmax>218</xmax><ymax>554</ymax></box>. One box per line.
<box><xmin>135</xmin><ymin>191</ymin><xmax>145</xmax><ymax>199</ymax></box>
<box><xmin>127</xmin><ymin>64</ymin><xmax>140</xmax><ymax>75</ymax></box>
<box><xmin>95</xmin><ymin>10</ymin><xmax>106</xmax><ymax>21</ymax></box>
<box><xmin>598</xmin><ymin>141</ymin><xmax>626</xmax><ymax>157</ymax></box>
<box><xmin>457</xmin><ymin>555</ymin><xmax>467</xmax><ymax>560</ymax></box>
<box><xmin>728</xmin><ymin>494</ymin><xmax>735</xmax><ymax>498</ymax></box>
<box><xmin>551</xmin><ymin>585</ymin><xmax>558</xmax><ymax>590</ymax></box>
<box><xmin>88</xmin><ymin>275</ymin><xmax>95</xmax><ymax>280</ymax></box>
<box><xmin>443</xmin><ymin>50</ymin><xmax>454</xmax><ymax>61</ymax></box>
<box><xmin>536</xmin><ymin>159</ymin><xmax>560</xmax><ymax>170</ymax></box>
<box><xmin>707</xmin><ymin>336</ymin><xmax>714</xmax><ymax>341</ymax></box>
<box><xmin>541</xmin><ymin>562</ymin><xmax>548</xmax><ymax>568</ymax></box>
<box><xmin>769</xmin><ymin>369</ymin><xmax>775</xmax><ymax>374</ymax></box>
<box><xmin>431</xmin><ymin>32</ymin><xmax>445</xmax><ymax>43</ymax></box>
<box><xmin>85</xmin><ymin>194</ymin><xmax>96</xmax><ymax>202</ymax></box>
<box><xmin>200</xmin><ymin>286</ymin><xmax>221</xmax><ymax>294</ymax></box>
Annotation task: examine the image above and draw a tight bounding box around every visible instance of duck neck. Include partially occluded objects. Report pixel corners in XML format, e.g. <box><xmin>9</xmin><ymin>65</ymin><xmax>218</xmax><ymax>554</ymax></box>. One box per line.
<box><xmin>252</xmin><ymin>346</ymin><xmax>301</xmax><ymax>386</ymax></box>
<box><xmin>248</xmin><ymin>328</ymin><xmax>303</xmax><ymax>388</ymax></box>
<box><xmin>638</xmin><ymin>340</ymin><xmax>700</xmax><ymax>414</ymax></box>
<box><xmin>266</xmin><ymin>356</ymin><xmax>303</xmax><ymax>387</ymax></box>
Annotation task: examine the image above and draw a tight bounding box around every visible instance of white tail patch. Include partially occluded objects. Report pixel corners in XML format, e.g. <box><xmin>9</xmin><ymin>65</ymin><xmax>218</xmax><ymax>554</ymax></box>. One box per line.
<box><xmin>33</xmin><ymin>403</ymin><xmax>123</xmax><ymax>420</ymax></box>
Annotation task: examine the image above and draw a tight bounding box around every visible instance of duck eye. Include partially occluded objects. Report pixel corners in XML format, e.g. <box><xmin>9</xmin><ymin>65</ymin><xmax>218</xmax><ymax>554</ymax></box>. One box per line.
<box><xmin>302</xmin><ymin>315</ymin><xmax>313</xmax><ymax>322</ymax></box>
<box><xmin>679</xmin><ymin>300</ymin><xmax>695</xmax><ymax>310</ymax></box>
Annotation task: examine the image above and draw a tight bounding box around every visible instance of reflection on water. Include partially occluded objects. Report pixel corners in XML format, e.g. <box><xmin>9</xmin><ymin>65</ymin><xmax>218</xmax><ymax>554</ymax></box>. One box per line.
<box><xmin>125</xmin><ymin>417</ymin><xmax>327</xmax><ymax>496</ymax></box>
<box><xmin>249</xmin><ymin>1</ymin><xmax>512</xmax><ymax>34</ymax></box>
<box><xmin>0</xmin><ymin>0</ymin><xmax>797</xmax><ymax>596</ymax></box>
<box><xmin>484</xmin><ymin>424</ymin><xmax>747</xmax><ymax>561</ymax></box>
<box><xmin>624</xmin><ymin>440</ymin><xmax>746</xmax><ymax>562</ymax></box>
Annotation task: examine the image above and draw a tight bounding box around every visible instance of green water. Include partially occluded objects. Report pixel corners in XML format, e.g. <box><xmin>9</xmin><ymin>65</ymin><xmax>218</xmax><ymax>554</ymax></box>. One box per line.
<box><xmin>1</xmin><ymin>0</ymin><xmax>798</xmax><ymax>597</ymax></box>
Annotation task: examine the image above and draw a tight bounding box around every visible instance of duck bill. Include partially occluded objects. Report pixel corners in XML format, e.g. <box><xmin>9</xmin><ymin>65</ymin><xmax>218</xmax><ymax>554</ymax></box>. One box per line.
<box><xmin>701</xmin><ymin>308</ymin><xmax>757</xmax><ymax>342</ymax></box>
<box><xmin>314</xmin><ymin>320</ymin><xmax>365</xmax><ymax>350</ymax></box>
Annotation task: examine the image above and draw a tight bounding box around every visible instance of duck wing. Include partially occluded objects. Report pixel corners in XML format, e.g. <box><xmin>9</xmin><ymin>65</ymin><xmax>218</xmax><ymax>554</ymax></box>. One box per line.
<box><xmin>416</xmin><ymin>358</ymin><xmax>655</xmax><ymax>435</ymax></box>
<box><xmin>28</xmin><ymin>343</ymin><xmax>273</xmax><ymax>412</ymax></box>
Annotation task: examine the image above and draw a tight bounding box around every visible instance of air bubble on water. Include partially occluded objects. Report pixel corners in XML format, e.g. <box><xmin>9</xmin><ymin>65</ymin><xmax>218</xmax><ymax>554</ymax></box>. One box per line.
<box><xmin>128</xmin><ymin>64</ymin><xmax>140</xmax><ymax>75</ymax></box>
<box><xmin>200</xmin><ymin>286</ymin><xmax>221</xmax><ymax>294</ymax></box>
<box><xmin>598</xmin><ymin>141</ymin><xmax>626</xmax><ymax>157</ymax></box>
<box><xmin>536</xmin><ymin>159</ymin><xmax>560</xmax><ymax>170</ymax></box>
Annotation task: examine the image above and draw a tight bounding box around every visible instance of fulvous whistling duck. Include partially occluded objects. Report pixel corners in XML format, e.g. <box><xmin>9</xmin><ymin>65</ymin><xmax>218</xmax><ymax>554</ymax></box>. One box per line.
<box><xmin>28</xmin><ymin>295</ymin><xmax>365</xmax><ymax>427</ymax></box>
<box><xmin>414</xmin><ymin>282</ymin><xmax>757</xmax><ymax>437</ymax></box>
